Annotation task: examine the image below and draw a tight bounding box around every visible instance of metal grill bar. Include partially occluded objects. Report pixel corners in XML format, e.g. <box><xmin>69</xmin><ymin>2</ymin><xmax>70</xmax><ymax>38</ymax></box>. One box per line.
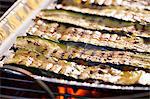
<box><xmin>0</xmin><ymin>77</ymin><xmax>33</xmax><ymax>83</ymax></box>
<box><xmin>0</xmin><ymin>94</ymin><xmax>32</xmax><ymax>99</ymax></box>
<box><xmin>0</xmin><ymin>86</ymin><xmax>46</xmax><ymax>93</ymax></box>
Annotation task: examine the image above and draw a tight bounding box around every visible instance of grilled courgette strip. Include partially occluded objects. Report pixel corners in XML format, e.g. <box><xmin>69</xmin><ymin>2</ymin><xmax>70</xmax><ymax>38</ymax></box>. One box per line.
<box><xmin>58</xmin><ymin>0</ymin><xmax>150</xmax><ymax>10</ymax></box>
<box><xmin>56</xmin><ymin>1</ymin><xmax>150</xmax><ymax>24</ymax></box>
<box><xmin>5</xmin><ymin>49</ymin><xmax>150</xmax><ymax>85</ymax></box>
<box><xmin>38</xmin><ymin>9</ymin><xmax>150</xmax><ymax>37</ymax></box>
<box><xmin>15</xmin><ymin>36</ymin><xmax>150</xmax><ymax>69</ymax></box>
<box><xmin>28</xmin><ymin>19</ymin><xmax>150</xmax><ymax>53</ymax></box>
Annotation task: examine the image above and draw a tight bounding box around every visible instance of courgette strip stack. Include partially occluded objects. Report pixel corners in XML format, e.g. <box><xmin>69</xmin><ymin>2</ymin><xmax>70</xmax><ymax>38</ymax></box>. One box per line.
<box><xmin>14</xmin><ymin>36</ymin><xmax>150</xmax><ymax>69</ymax></box>
<box><xmin>4</xmin><ymin>0</ymin><xmax>150</xmax><ymax>86</ymax></box>
<box><xmin>28</xmin><ymin>19</ymin><xmax>150</xmax><ymax>53</ymax></box>
<box><xmin>5</xmin><ymin>48</ymin><xmax>150</xmax><ymax>85</ymax></box>
<box><xmin>38</xmin><ymin>9</ymin><xmax>150</xmax><ymax>38</ymax></box>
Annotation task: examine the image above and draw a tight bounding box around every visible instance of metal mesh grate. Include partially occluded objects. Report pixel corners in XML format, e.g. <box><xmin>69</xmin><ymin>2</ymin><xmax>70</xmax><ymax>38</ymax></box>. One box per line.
<box><xmin>0</xmin><ymin>67</ymin><xmax>149</xmax><ymax>99</ymax></box>
<box><xmin>0</xmin><ymin>69</ymin><xmax>92</xmax><ymax>99</ymax></box>
<box><xmin>0</xmin><ymin>70</ymin><xmax>48</xmax><ymax>98</ymax></box>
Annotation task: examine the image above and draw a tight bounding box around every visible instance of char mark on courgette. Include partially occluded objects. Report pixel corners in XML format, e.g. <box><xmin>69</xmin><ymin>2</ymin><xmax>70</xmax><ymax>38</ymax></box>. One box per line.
<box><xmin>5</xmin><ymin>48</ymin><xmax>150</xmax><ymax>85</ymax></box>
<box><xmin>28</xmin><ymin>19</ymin><xmax>150</xmax><ymax>53</ymax></box>
<box><xmin>14</xmin><ymin>36</ymin><xmax>150</xmax><ymax>69</ymax></box>
<box><xmin>38</xmin><ymin>9</ymin><xmax>150</xmax><ymax>38</ymax></box>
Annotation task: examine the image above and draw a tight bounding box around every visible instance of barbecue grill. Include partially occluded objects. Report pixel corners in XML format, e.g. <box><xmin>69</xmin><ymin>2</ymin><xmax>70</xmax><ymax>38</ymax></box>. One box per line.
<box><xmin>1</xmin><ymin>65</ymin><xmax>149</xmax><ymax>98</ymax></box>
<box><xmin>0</xmin><ymin>0</ymin><xmax>150</xmax><ymax>98</ymax></box>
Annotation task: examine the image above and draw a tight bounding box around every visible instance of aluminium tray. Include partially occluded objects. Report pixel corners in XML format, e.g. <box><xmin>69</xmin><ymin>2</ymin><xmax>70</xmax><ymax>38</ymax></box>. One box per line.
<box><xmin>0</xmin><ymin>0</ymin><xmax>149</xmax><ymax>91</ymax></box>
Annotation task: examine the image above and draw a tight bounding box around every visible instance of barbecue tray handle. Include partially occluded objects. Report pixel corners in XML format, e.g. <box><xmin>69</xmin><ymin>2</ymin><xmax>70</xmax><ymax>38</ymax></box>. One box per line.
<box><xmin>0</xmin><ymin>65</ymin><xmax>55</xmax><ymax>99</ymax></box>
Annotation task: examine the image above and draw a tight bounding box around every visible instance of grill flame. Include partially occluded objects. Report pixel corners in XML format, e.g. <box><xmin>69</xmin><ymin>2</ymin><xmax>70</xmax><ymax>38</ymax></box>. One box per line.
<box><xmin>57</xmin><ymin>86</ymin><xmax>101</xmax><ymax>99</ymax></box>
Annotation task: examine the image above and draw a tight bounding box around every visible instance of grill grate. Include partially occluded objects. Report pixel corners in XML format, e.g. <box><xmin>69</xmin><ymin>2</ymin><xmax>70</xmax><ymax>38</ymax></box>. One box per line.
<box><xmin>0</xmin><ymin>69</ymin><xmax>92</xmax><ymax>99</ymax></box>
<box><xmin>0</xmin><ymin>70</ymin><xmax>47</xmax><ymax>98</ymax></box>
<box><xmin>0</xmin><ymin>67</ymin><xmax>149</xmax><ymax>99</ymax></box>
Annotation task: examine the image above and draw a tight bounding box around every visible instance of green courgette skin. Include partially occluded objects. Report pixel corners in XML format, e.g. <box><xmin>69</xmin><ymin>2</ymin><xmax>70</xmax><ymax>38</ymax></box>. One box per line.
<box><xmin>5</xmin><ymin>49</ymin><xmax>149</xmax><ymax>85</ymax></box>
<box><xmin>28</xmin><ymin>19</ymin><xmax>150</xmax><ymax>53</ymax></box>
<box><xmin>15</xmin><ymin>36</ymin><xmax>150</xmax><ymax>69</ymax></box>
<box><xmin>38</xmin><ymin>9</ymin><xmax>150</xmax><ymax>38</ymax></box>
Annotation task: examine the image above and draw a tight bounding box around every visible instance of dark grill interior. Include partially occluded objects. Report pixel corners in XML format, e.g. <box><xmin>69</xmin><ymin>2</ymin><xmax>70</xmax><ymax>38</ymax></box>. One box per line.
<box><xmin>0</xmin><ymin>0</ymin><xmax>16</xmax><ymax>17</ymax></box>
